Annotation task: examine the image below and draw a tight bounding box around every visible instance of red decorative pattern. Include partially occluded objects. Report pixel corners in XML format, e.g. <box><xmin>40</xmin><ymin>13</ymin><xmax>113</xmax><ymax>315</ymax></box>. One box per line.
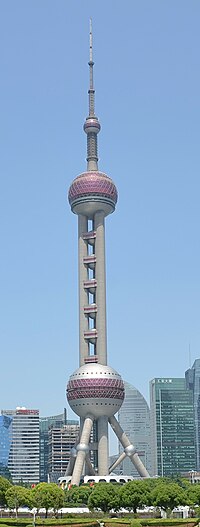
<box><xmin>68</xmin><ymin>378</ymin><xmax>124</xmax><ymax>388</ymax></box>
<box><xmin>67</xmin><ymin>378</ymin><xmax>124</xmax><ymax>401</ymax></box>
<box><xmin>67</xmin><ymin>388</ymin><xmax>124</xmax><ymax>400</ymax></box>
<box><xmin>68</xmin><ymin>172</ymin><xmax>118</xmax><ymax>205</ymax></box>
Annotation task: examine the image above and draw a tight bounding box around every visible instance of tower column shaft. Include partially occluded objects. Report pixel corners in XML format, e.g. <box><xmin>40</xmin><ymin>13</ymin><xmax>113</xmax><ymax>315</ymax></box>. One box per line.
<box><xmin>71</xmin><ymin>416</ymin><xmax>93</xmax><ymax>486</ymax></box>
<box><xmin>85</xmin><ymin>453</ymin><xmax>96</xmax><ymax>475</ymax></box>
<box><xmin>94</xmin><ymin>211</ymin><xmax>107</xmax><ymax>364</ymax></box>
<box><xmin>97</xmin><ymin>416</ymin><xmax>109</xmax><ymax>475</ymax></box>
<box><xmin>78</xmin><ymin>214</ymin><xmax>89</xmax><ymax>365</ymax></box>
<box><xmin>87</xmin><ymin>133</ymin><xmax>98</xmax><ymax>170</ymax></box>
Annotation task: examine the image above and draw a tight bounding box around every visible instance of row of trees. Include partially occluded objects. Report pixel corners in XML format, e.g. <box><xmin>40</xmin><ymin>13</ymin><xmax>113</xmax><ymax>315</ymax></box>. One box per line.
<box><xmin>0</xmin><ymin>479</ymin><xmax>64</xmax><ymax>517</ymax></box>
<box><xmin>66</xmin><ymin>478</ymin><xmax>200</xmax><ymax>514</ymax></box>
<box><xmin>1</xmin><ymin>476</ymin><xmax>200</xmax><ymax>516</ymax></box>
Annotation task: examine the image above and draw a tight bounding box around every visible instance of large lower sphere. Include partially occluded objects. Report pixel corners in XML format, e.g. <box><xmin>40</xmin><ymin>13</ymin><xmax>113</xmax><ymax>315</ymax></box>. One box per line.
<box><xmin>66</xmin><ymin>363</ymin><xmax>124</xmax><ymax>418</ymax></box>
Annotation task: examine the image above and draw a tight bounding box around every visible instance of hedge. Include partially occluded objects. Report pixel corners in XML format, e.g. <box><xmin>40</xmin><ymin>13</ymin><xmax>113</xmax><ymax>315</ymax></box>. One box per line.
<box><xmin>0</xmin><ymin>522</ymin><xmax>97</xmax><ymax>527</ymax></box>
<box><xmin>140</xmin><ymin>521</ymin><xmax>197</xmax><ymax>526</ymax></box>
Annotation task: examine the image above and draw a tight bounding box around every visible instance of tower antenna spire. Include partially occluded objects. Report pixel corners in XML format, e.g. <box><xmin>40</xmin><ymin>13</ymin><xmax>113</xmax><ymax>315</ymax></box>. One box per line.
<box><xmin>84</xmin><ymin>19</ymin><xmax>101</xmax><ymax>171</ymax></box>
<box><xmin>89</xmin><ymin>18</ymin><xmax>93</xmax><ymax>62</ymax></box>
<box><xmin>89</xmin><ymin>18</ymin><xmax>94</xmax><ymax>114</ymax></box>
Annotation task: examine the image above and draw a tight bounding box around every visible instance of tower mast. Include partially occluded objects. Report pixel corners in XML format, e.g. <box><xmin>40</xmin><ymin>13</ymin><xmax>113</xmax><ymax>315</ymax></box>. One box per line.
<box><xmin>89</xmin><ymin>18</ymin><xmax>94</xmax><ymax>114</ymax></box>
<box><xmin>84</xmin><ymin>18</ymin><xmax>101</xmax><ymax>171</ymax></box>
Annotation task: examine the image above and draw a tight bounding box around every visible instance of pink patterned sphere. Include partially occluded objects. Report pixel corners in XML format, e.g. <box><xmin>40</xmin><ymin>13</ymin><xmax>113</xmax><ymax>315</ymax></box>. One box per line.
<box><xmin>67</xmin><ymin>363</ymin><xmax>124</xmax><ymax>418</ymax></box>
<box><xmin>68</xmin><ymin>171</ymin><xmax>118</xmax><ymax>217</ymax></box>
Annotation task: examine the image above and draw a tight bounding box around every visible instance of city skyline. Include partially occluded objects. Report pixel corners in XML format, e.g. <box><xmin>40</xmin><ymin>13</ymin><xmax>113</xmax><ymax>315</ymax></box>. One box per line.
<box><xmin>1</xmin><ymin>372</ymin><xmax>197</xmax><ymax>482</ymax></box>
<box><xmin>1</xmin><ymin>1</ymin><xmax>200</xmax><ymax>417</ymax></box>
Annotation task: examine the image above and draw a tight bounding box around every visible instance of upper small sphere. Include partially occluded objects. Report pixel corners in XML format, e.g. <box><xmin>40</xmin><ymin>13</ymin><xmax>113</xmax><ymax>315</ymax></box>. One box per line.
<box><xmin>84</xmin><ymin>117</ymin><xmax>101</xmax><ymax>134</ymax></box>
<box><xmin>66</xmin><ymin>362</ymin><xmax>124</xmax><ymax>418</ymax></box>
<box><xmin>68</xmin><ymin>171</ymin><xmax>118</xmax><ymax>217</ymax></box>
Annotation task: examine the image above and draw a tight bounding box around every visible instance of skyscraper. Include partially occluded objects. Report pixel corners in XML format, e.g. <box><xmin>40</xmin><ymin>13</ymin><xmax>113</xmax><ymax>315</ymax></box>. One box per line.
<box><xmin>185</xmin><ymin>359</ymin><xmax>200</xmax><ymax>470</ymax></box>
<box><xmin>1</xmin><ymin>408</ymin><xmax>39</xmax><ymax>484</ymax></box>
<box><xmin>48</xmin><ymin>422</ymin><xmax>80</xmax><ymax>482</ymax></box>
<box><xmin>39</xmin><ymin>410</ymin><xmax>67</xmax><ymax>482</ymax></box>
<box><xmin>150</xmin><ymin>378</ymin><xmax>196</xmax><ymax>476</ymax></box>
<box><xmin>64</xmin><ymin>22</ymin><xmax>149</xmax><ymax>485</ymax></box>
<box><xmin>40</xmin><ymin>411</ymin><xmax>80</xmax><ymax>482</ymax></box>
<box><xmin>0</xmin><ymin>414</ymin><xmax>13</xmax><ymax>479</ymax></box>
<box><xmin>118</xmin><ymin>382</ymin><xmax>152</xmax><ymax>477</ymax></box>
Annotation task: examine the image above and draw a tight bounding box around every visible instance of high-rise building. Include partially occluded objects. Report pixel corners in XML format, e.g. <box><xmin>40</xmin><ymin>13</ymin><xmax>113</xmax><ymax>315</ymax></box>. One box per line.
<box><xmin>185</xmin><ymin>359</ymin><xmax>200</xmax><ymax>470</ymax></box>
<box><xmin>64</xmin><ymin>22</ymin><xmax>149</xmax><ymax>485</ymax></box>
<box><xmin>118</xmin><ymin>382</ymin><xmax>152</xmax><ymax>477</ymax></box>
<box><xmin>39</xmin><ymin>410</ymin><xmax>67</xmax><ymax>482</ymax></box>
<box><xmin>0</xmin><ymin>414</ymin><xmax>13</xmax><ymax>479</ymax></box>
<box><xmin>150</xmin><ymin>378</ymin><xmax>196</xmax><ymax>476</ymax></box>
<box><xmin>1</xmin><ymin>408</ymin><xmax>39</xmax><ymax>484</ymax></box>
<box><xmin>48</xmin><ymin>422</ymin><xmax>80</xmax><ymax>482</ymax></box>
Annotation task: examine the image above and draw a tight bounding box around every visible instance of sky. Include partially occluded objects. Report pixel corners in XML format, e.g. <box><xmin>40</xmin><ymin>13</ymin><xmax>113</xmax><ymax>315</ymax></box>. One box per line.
<box><xmin>0</xmin><ymin>1</ymin><xmax>200</xmax><ymax>428</ymax></box>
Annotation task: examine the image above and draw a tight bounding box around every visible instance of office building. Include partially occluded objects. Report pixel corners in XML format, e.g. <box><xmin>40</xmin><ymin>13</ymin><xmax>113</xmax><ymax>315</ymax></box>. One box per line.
<box><xmin>150</xmin><ymin>378</ymin><xmax>196</xmax><ymax>476</ymax></box>
<box><xmin>117</xmin><ymin>382</ymin><xmax>152</xmax><ymax>477</ymax></box>
<box><xmin>1</xmin><ymin>407</ymin><xmax>39</xmax><ymax>484</ymax></box>
<box><xmin>39</xmin><ymin>410</ymin><xmax>67</xmax><ymax>482</ymax></box>
<box><xmin>185</xmin><ymin>359</ymin><xmax>200</xmax><ymax>470</ymax></box>
<box><xmin>48</xmin><ymin>422</ymin><xmax>80</xmax><ymax>482</ymax></box>
<box><xmin>0</xmin><ymin>414</ymin><xmax>13</xmax><ymax>479</ymax></box>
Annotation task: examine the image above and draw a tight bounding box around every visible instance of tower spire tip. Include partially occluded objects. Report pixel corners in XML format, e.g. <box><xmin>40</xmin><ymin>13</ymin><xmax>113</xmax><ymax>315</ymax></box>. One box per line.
<box><xmin>89</xmin><ymin>18</ymin><xmax>93</xmax><ymax>66</ymax></box>
<box><xmin>84</xmin><ymin>19</ymin><xmax>101</xmax><ymax>171</ymax></box>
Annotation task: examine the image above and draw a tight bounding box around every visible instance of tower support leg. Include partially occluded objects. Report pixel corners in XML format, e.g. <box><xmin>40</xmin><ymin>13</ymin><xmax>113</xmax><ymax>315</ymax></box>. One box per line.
<box><xmin>109</xmin><ymin>415</ymin><xmax>150</xmax><ymax>478</ymax></box>
<box><xmin>65</xmin><ymin>435</ymin><xmax>80</xmax><ymax>476</ymax></box>
<box><xmin>71</xmin><ymin>415</ymin><xmax>94</xmax><ymax>485</ymax></box>
<box><xmin>98</xmin><ymin>416</ymin><xmax>109</xmax><ymax>475</ymax></box>
<box><xmin>109</xmin><ymin>451</ymin><xmax>126</xmax><ymax>473</ymax></box>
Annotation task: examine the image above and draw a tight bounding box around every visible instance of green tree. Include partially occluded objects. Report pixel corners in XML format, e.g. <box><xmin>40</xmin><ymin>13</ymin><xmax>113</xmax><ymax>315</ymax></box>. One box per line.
<box><xmin>5</xmin><ymin>486</ymin><xmax>32</xmax><ymax>517</ymax></box>
<box><xmin>0</xmin><ymin>476</ymin><xmax>12</xmax><ymax>507</ymax></box>
<box><xmin>119</xmin><ymin>480</ymin><xmax>150</xmax><ymax>513</ymax></box>
<box><xmin>32</xmin><ymin>483</ymin><xmax>64</xmax><ymax>517</ymax></box>
<box><xmin>187</xmin><ymin>484</ymin><xmax>200</xmax><ymax>508</ymax></box>
<box><xmin>65</xmin><ymin>485</ymin><xmax>92</xmax><ymax>506</ymax></box>
<box><xmin>150</xmin><ymin>482</ymin><xmax>187</xmax><ymax>516</ymax></box>
<box><xmin>88</xmin><ymin>482</ymin><xmax>120</xmax><ymax>513</ymax></box>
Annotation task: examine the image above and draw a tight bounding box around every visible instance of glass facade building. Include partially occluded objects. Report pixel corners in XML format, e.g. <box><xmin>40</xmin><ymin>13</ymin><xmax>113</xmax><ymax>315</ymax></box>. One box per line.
<box><xmin>1</xmin><ymin>408</ymin><xmax>40</xmax><ymax>484</ymax></box>
<box><xmin>117</xmin><ymin>381</ymin><xmax>152</xmax><ymax>477</ymax></box>
<box><xmin>185</xmin><ymin>359</ymin><xmax>200</xmax><ymax>470</ymax></box>
<box><xmin>0</xmin><ymin>415</ymin><xmax>13</xmax><ymax>476</ymax></box>
<box><xmin>150</xmin><ymin>378</ymin><xmax>196</xmax><ymax>476</ymax></box>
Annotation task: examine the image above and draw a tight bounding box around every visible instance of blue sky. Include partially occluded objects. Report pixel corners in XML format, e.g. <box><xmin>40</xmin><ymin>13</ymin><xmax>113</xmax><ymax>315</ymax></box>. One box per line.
<box><xmin>0</xmin><ymin>1</ymin><xmax>200</xmax><ymax>424</ymax></box>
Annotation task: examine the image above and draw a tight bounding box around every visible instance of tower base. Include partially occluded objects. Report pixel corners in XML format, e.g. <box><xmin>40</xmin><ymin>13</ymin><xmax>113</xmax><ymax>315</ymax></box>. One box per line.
<box><xmin>60</xmin><ymin>414</ymin><xmax>149</xmax><ymax>486</ymax></box>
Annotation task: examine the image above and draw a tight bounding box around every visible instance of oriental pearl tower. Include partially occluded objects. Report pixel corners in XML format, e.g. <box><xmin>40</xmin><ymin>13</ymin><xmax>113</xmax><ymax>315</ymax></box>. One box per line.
<box><xmin>65</xmin><ymin>21</ymin><xmax>149</xmax><ymax>485</ymax></box>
